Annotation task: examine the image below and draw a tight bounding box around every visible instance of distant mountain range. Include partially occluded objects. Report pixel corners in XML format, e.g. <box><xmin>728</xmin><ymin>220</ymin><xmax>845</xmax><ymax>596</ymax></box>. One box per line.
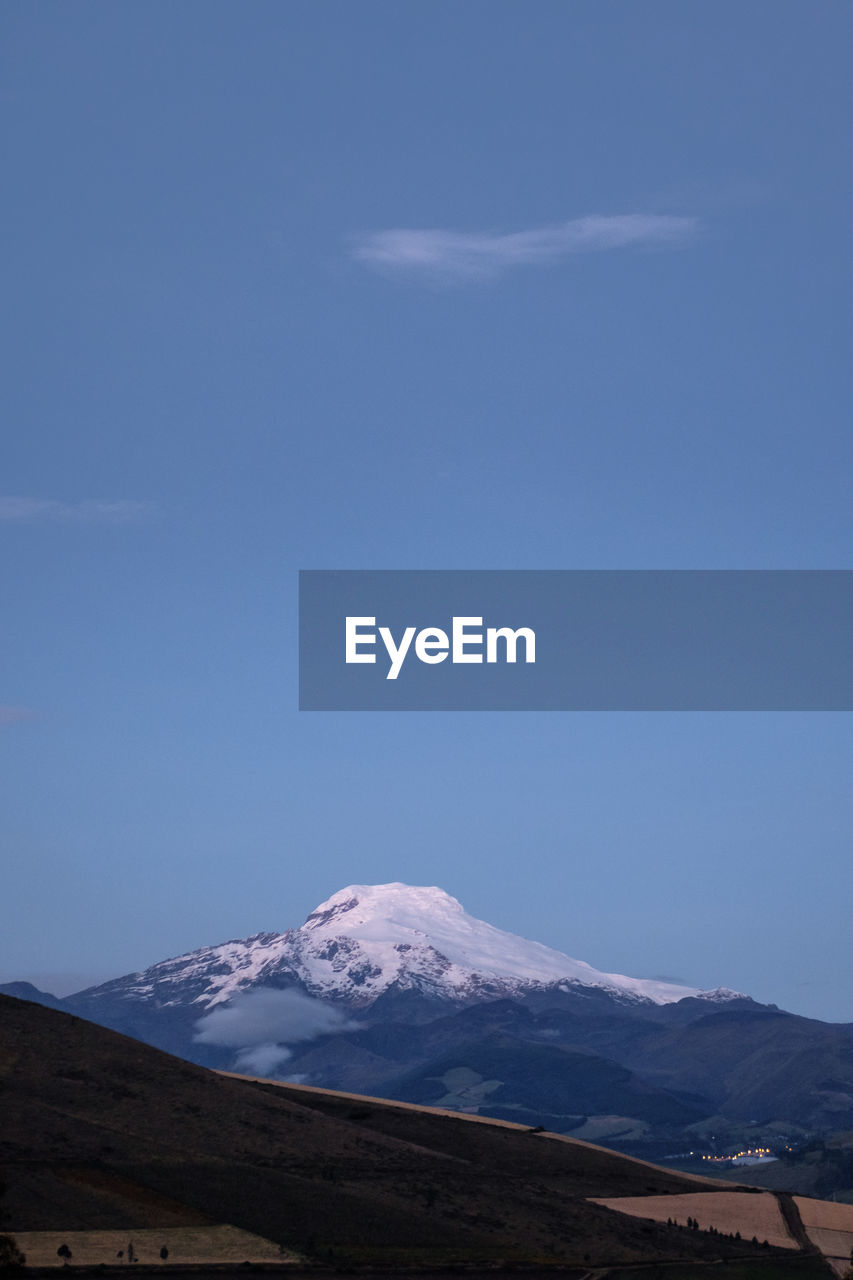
<box><xmin>5</xmin><ymin>883</ymin><xmax>853</xmax><ymax>1156</ymax></box>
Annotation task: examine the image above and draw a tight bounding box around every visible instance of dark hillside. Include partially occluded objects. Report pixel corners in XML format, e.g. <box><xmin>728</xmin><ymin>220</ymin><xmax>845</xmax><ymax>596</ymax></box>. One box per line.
<box><xmin>0</xmin><ymin>994</ymin><xmax>808</xmax><ymax>1271</ymax></box>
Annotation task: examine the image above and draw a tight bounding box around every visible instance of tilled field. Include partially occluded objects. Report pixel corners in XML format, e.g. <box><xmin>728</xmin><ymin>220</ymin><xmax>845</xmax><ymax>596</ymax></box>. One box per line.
<box><xmin>589</xmin><ymin>1190</ymin><xmax>797</xmax><ymax>1249</ymax></box>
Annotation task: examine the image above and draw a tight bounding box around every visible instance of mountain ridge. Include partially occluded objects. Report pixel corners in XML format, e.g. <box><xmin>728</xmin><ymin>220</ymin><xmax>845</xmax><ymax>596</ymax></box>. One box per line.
<box><xmin>5</xmin><ymin>883</ymin><xmax>852</xmax><ymax>1159</ymax></box>
<box><xmin>56</xmin><ymin>881</ymin><xmax>744</xmax><ymax>1015</ymax></box>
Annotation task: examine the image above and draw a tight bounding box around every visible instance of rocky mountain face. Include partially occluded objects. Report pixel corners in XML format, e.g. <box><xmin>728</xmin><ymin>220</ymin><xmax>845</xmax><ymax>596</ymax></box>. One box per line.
<box><xmin>63</xmin><ymin>882</ymin><xmax>739</xmax><ymax>1016</ymax></box>
<box><xmin>4</xmin><ymin>883</ymin><xmax>852</xmax><ymax>1156</ymax></box>
<box><xmin>19</xmin><ymin>881</ymin><xmax>738</xmax><ymax>1059</ymax></box>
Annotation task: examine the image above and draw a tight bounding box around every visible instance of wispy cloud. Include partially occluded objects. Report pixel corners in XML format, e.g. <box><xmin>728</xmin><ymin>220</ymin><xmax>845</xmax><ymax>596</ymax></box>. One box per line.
<box><xmin>234</xmin><ymin>1043</ymin><xmax>294</xmax><ymax>1076</ymax></box>
<box><xmin>0</xmin><ymin>497</ymin><xmax>155</xmax><ymax>524</ymax></box>
<box><xmin>0</xmin><ymin>706</ymin><xmax>37</xmax><ymax>726</ymax></box>
<box><xmin>352</xmin><ymin>214</ymin><xmax>699</xmax><ymax>283</ymax></box>
<box><xmin>194</xmin><ymin>988</ymin><xmax>360</xmax><ymax>1078</ymax></box>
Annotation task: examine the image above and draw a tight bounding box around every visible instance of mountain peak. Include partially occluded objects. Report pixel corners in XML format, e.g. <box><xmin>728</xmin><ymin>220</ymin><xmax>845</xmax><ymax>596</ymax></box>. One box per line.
<box><xmin>293</xmin><ymin>882</ymin><xmax>707</xmax><ymax>1008</ymax></box>
<box><xmin>304</xmin><ymin>883</ymin><xmax>465</xmax><ymax>931</ymax></box>
<box><xmin>62</xmin><ymin>881</ymin><xmax>738</xmax><ymax>1018</ymax></box>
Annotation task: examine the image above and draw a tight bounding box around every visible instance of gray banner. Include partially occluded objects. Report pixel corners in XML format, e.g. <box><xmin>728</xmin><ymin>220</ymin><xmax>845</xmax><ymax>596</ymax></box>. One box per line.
<box><xmin>298</xmin><ymin>570</ymin><xmax>853</xmax><ymax>710</ymax></box>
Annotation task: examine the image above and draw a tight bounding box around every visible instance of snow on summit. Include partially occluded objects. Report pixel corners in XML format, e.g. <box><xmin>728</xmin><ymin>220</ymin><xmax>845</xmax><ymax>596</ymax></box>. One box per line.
<box><xmin>298</xmin><ymin>883</ymin><xmax>703</xmax><ymax>1005</ymax></box>
<box><xmin>85</xmin><ymin>882</ymin><xmax>729</xmax><ymax>1012</ymax></box>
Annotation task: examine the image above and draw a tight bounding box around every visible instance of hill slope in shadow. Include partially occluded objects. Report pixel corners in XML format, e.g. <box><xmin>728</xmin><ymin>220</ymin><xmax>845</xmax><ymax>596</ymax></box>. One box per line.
<box><xmin>0</xmin><ymin>994</ymin><xmax>828</xmax><ymax>1273</ymax></box>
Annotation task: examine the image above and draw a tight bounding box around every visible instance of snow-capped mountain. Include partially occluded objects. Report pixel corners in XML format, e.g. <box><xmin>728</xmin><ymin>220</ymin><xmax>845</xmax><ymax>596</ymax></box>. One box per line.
<box><xmin>69</xmin><ymin>882</ymin><xmax>738</xmax><ymax>1015</ymax></box>
<box><xmin>17</xmin><ymin>888</ymin><xmax>850</xmax><ymax>1153</ymax></box>
<box><xmin>21</xmin><ymin>885</ymin><xmax>823</xmax><ymax>1151</ymax></box>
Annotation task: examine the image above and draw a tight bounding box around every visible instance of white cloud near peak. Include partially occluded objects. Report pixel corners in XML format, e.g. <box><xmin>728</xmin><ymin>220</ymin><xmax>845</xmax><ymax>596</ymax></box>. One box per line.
<box><xmin>352</xmin><ymin>214</ymin><xmax>699</xmax><ymax>283</ymax></box>
<box><xmin>194</xmin><ymin>988</ymin><xmax>360</xmax><ymax>1049</ymax></box>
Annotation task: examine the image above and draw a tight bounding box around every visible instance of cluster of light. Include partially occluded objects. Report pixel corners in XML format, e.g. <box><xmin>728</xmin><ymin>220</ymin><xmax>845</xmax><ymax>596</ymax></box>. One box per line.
<box><xmin>701</xmin><ymin>1147</ymin><xmax>772</xmax><ymax>1161</ymax></box>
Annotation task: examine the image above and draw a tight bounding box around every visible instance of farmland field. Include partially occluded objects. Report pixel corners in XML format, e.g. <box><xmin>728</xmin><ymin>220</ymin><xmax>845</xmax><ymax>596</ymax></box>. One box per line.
<box><xmin>10</xmin><ymin>1224</ymin><xmax>300</xmax><ymax>1267</ymax></box>
<box><xmin>794</xmin><ymin>1197</ymin><xmax>853</xmax><ymax>1275</ymax></box>
<box><xmin>590</xmin><ymin>1190</ymin><xmax>796</xmax><ymax>1249</ymax></box>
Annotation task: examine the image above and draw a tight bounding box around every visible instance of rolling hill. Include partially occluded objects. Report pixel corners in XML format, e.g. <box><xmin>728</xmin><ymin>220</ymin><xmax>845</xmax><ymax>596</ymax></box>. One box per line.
<box><xmin>0</xmin><ymin>992</ymin><xmax>833</xmax><ymax>1275</ymax></box>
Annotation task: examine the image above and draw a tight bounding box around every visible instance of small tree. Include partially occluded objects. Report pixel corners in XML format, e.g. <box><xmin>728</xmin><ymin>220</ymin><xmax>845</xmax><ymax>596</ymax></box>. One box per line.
<box><xmin>160</xmin><ymin>1246</ymin><xmax>169</xmax><ymax>1261</ymax></box>
<box><xmin>0</xmin><ymin>1235</ymin><xmax>26</xmax><ymax>1271</ymax></box>
<box><xmin>57</xmin><ymin>1243</ymin><xmax>72</xmax><ymax>1265</ymax></box>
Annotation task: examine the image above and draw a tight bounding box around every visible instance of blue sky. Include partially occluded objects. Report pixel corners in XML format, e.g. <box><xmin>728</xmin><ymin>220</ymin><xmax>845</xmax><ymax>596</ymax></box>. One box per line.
<box><xmin>2</xmin><ymin>1</ymin><xmax>851</xmax><ymax>1019</ymax></box>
